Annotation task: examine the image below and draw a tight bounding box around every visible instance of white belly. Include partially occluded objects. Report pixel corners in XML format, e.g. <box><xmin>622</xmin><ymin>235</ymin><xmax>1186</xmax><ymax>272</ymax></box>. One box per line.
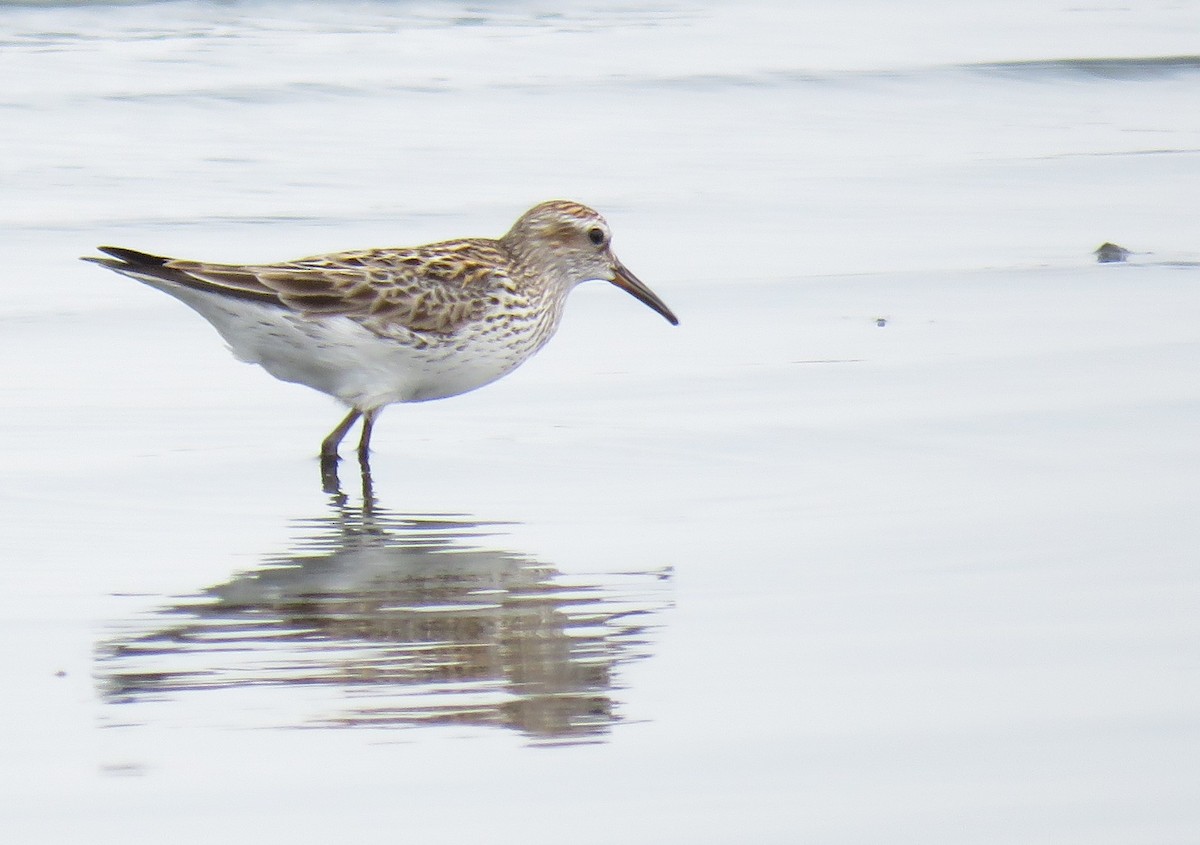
<box><xmin>151</xmin><ymin>282</ymin><xmax>542</xmax><ymax>410</ymax></box>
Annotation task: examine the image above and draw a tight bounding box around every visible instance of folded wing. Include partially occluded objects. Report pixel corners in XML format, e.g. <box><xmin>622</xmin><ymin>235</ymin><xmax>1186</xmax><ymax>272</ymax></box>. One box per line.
<box><xmin>84</xmin><ymin>240</ymin><xmax>510</xmax><ymax>336</ymax></box>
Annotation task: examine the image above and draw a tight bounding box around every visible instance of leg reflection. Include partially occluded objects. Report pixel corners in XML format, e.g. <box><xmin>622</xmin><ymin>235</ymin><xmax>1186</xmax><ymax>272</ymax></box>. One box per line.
<box><xmin>95</xmin><ymin>493</ymin><xmax>673</xmax><ymax>745</ymax></box>
<box><xmin>320</xmin><ymin>449</ymin><xmax>375</xmax><ymax>510</ymax></box>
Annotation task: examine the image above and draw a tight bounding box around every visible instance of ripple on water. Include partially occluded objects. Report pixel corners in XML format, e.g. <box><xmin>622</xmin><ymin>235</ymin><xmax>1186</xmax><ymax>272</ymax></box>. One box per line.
<box><xmin>95</xmin><ymin>492</ymin><xmax>673</xmax><ymax>747</ymax></box>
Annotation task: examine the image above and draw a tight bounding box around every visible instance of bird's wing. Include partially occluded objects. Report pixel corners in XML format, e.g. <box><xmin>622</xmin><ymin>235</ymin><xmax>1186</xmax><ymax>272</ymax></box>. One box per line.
<box><xmin>86</xmin><ymin>240</ymin><xmax>511</xmax><ymax>336</ymax></box>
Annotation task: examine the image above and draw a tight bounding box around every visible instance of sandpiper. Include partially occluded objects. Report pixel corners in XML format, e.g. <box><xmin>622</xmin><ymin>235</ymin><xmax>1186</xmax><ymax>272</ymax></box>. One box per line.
<box><xmin>84</xmin><ymin>201</ymin><xmax>678</xmax><ymax>465</ymax></box>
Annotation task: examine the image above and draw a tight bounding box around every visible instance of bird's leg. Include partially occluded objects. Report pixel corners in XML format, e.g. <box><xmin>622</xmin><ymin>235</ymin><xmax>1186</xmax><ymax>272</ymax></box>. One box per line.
<box><xmin>353</xmin><ymin>409</ymin><xmax>380</xmax><ymax>511</ymax></box>
<box><xmin>321</xmin><ymin>409</ymin><xmax>362</xmax><ymax>461</ymax></box>
<box><xmin>320</xmin><ymin>408</ymin><xmax>361</xmax><ymax>491</ymax></box>
<box><xmin>356</xmin><ymin>408</ymin><xmax>379</xmax><ymax>464</ymax></box>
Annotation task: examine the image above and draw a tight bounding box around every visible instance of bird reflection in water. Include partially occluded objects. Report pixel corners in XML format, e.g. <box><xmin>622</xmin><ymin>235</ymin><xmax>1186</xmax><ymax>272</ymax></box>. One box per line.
<box><xmin>97</xmin><ymin>466</ymin><xmax>672</xmax><ymax>746</ymax></box>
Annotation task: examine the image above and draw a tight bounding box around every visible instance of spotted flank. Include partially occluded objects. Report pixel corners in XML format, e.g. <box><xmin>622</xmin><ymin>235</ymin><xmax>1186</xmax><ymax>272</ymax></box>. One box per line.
<box><xmin>84</xmin><ymin>200</ymin><xmax>678</xmax><ymax>466</ymax></box>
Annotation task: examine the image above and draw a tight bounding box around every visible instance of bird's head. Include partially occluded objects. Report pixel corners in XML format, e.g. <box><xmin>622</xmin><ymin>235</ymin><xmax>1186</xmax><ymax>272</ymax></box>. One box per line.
<box><xmin>502</xmin><ymin>200</ymin><xmax>679</xmax><ymax>326</ymax></box>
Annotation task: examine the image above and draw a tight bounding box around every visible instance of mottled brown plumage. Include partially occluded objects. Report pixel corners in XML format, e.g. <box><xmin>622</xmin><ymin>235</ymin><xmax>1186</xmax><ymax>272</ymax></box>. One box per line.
<box><xmin>84</xmin><ymin>200</ymin><xmax>678</xmax><ymax>469</ymax></box>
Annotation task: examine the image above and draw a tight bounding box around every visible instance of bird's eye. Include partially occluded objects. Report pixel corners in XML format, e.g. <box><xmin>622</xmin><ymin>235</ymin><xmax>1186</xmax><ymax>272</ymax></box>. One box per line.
<box><xmin>587</xmin><ymin>227</ymin><xmax>606</xmax><ymax>246</ymax></box>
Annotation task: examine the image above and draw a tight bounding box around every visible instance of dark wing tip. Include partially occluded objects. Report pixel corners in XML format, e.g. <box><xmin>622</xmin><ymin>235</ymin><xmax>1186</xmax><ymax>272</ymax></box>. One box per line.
<box><xmin>83</xmin><ymin>246</ymin><xmax>289</xmax><ymax>307</ymax></box>
<box><xmin>81</xmin><ymin>246</ymin><xmax>174</xmax><ymax>269</ymax></box>
<box><xmin>93</xmin><ymin>246</ymin><xmax>172</xmax><ymax>267</ymax></box>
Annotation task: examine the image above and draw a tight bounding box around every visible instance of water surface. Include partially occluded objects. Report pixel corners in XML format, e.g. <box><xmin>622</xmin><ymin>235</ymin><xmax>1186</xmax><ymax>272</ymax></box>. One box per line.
<box><xmin>2</xmin><ymin>1</ymin><xmax>1198</xmax><ymax>842</ymax></box>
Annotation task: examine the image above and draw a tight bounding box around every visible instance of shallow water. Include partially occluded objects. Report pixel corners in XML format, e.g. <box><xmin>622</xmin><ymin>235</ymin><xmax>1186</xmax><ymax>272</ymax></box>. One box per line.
<box><xmin>2</xmin><ymin>1</ymin><xmax>1199</xmax><ymax>842</ymax></box>
<box><xmin>97</xmin><ymin>491</ymin><xmax>672</xmax><ymax>743</ymax></box>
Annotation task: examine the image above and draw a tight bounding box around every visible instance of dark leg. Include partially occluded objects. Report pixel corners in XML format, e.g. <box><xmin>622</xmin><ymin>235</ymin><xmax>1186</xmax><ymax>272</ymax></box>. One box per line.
<box><xmin>355</xmin><ymin>409</ymin><xmax>379</xmax><ymax>510</ymax></box>
<box><xmin>356</xmin><ymin>408</ymin><xmax>379</xmax><ymax>464</ymax></box>
<box><xmin>321</xmin><ymin>408</ymin><xmax>362</xmax><ymax>461</ymax></box>
<box><xmin>320</xmin><ymin>409</ymin><xmax>361</xmax><ymax>493</ymax></box>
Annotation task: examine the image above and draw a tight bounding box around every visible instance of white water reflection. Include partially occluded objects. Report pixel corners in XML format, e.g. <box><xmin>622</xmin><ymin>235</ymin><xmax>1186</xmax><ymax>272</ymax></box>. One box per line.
<box><xmin>96</xmin><ymin>472</ymin><xmax>672</xmax><ymax>746</ymax></box>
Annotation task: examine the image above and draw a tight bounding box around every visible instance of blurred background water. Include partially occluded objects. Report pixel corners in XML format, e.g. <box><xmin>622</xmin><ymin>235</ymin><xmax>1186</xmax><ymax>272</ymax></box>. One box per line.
<box><xmin>4</xmin><ymin>0</ymin><xmax>1198</xmax><ymax>286</ymax></box>
<box><xmin>1</xmin><ymin>1</ymin><xmax>1198</xmax><ymax>842</ymax></box>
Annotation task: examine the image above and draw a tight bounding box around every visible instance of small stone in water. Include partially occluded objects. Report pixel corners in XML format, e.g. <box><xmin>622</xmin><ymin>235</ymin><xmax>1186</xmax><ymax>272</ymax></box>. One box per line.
<box><xmin>1095</xmin><ymin>242</ymin><xmax>1130</xmax><ymax>263</ymax></box>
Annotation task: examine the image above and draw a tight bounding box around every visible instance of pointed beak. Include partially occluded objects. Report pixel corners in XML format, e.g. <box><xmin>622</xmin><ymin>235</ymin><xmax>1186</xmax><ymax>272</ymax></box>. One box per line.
<box><xmin>610</xmin><ymin>260</ymin><xmax>679</xmax><ymax>326</ymax></box>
